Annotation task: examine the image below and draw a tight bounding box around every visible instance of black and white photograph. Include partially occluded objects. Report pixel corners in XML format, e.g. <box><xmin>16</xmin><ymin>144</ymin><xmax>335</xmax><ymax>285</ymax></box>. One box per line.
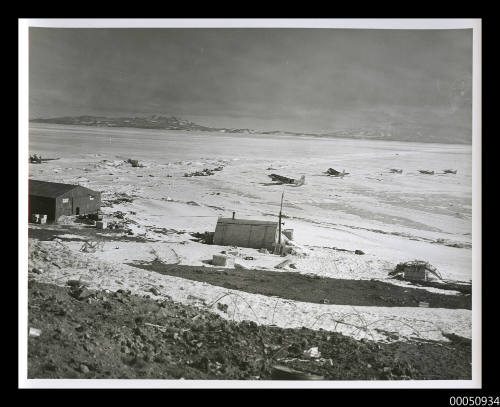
<box><xmin>19</xmin><ymin>19</ymin><xmax>481</xmax><ymax>388</ymax></box>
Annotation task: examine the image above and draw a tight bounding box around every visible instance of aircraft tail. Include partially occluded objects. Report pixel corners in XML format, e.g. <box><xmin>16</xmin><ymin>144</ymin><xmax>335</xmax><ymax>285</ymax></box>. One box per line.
<box><xmin>295</xmin><ymin>175</ymin><xmax>306</xmax><ymax>186</ymax></box>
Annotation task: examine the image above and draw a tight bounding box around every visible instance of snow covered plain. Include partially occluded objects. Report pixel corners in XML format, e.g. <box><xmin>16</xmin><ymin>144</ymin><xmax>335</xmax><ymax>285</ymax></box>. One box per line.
<box><xmin>28</xmin><ymin>123</ymin><xmax>474</xmax><ymax>342</ymax></box>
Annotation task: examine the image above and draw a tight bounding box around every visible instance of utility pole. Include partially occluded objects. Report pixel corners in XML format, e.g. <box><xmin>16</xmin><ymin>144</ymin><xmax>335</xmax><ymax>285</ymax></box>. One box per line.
<box><xmin>278</xmin><ymin>190</ymin><xmax>284</xmax><ymax>245</ymax></box>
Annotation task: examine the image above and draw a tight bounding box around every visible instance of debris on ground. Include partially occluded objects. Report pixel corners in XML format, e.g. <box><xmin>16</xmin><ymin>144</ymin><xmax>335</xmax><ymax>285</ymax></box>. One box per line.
<box><xmin>113</xmin><ymin>211</ymin><xmax>127</xmax><ymax>219</ymax></box>
<box><xmin>189</xmin><ymin>231</ymin><xmax>214</xmax><ymax>244</ymax></box>
<box><xmin>330</xmin><ymin>246</ymin><xmax>364</xmax><ymax>255</ymax></box>
<box><xmin>27</xmin><ymin>281</ymin><xmax>472</xmax><ymax>380</ymax></box>
<box><xmin>390</xmin><ymin>260</ymin><xmax>443</xmax><ymax>282</ymax></box>
<box><xmin>101</xmin><ymin>193</ymin><xmax>134</xmax><ymax>207</ymax></box>
<box><xmin>80</xmin><ymin>212</ymin><xmax>103</xmax><ymax>222</ymax></box>
<box><xmin>216</xmin><ymin>302</ymin><xmax>229</xmax><ymax>313</ymax></box>
<box><xmin>80</xmin><ymin>240</ymin><xmax>105</xmax><ymax>253</ymax></box>
<box><xmin>184</xmin><ymin>167</ymin><xmax>224</xmax><ymax>177</ymax></box>
<box><xmin>67</xmin><ymin>279</ymin><xmax>91</xmax><ymax>288</ymax></box>
<box><xmin>303</xmin><ymin>347</ymin><xmax>321</xmax><ymax>359</ymax></box>
<box><xmin>149</xmin><ymin>287</ymin><xmax>161</xmax><ymax>296</ymax></box>
<box><xmin>126</xmin><ymin>159</ymin><xmax>144</xmax><ymax>168</ymax></box>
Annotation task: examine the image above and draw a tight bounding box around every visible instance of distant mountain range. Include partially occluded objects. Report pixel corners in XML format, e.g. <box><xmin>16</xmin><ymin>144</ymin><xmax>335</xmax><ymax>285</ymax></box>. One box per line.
<box><xmin>29</xmin><ymin>115</ymin><xmax>471</xmax><ymax>144</ymax></box>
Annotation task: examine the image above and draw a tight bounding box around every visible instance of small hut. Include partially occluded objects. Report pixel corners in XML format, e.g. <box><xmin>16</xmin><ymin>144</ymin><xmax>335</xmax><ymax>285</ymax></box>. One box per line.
<box><xmin>213</xmin><ymin>217</ymin><xmax>279</xmax><ymax>251</ymax></box>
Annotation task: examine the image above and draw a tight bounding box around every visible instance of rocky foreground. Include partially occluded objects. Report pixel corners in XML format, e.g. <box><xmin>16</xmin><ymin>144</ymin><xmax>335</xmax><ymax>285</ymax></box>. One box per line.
<box><xmin>28</xmin><ymin>280</ymin><xmax>472</xmax><ymax>380</ymax></box>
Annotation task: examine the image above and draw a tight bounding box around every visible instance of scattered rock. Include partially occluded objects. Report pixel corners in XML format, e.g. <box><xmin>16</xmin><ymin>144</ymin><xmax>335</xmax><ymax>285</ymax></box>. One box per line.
<box><xmin>79</xmin><ymin>364</ymin><xmax>90</xmax><ymax>374</ymax></box>
<box><xmin>303</xmin><ymin>346</ymin><xmax>321</xmax><ymax>359</ymax></box>
<box><xmin>29</xmin><ymin>327</ymin><xmax>41</xmax><ymax>337</ymax></box>
<box><xmin>26</xmin><ymin>278</ymin><xmax>472</xmax><ymax>381</ymax></box>
<box><xmin>67</xmin><ymin>279</ymin><xmax>91</xmax><ymax>288</ymax></box>
<box><xmin>69</xmin><ymin>287</ymin><xmax>94</xmax><ymax>301</ymax></box>
<box><xmin>217</xmin><ymin>303</ymin><xmax>229</xmax><ymax>313</ymax></box>
<box><xmin>271</xmin><ymin>365</ymin><xmax>324</xmax><ymax>380</ymax></box>
<box><xmin>149</xmin><ymin>287</ymin><xmax>161</xmax><ymax>296</ymax></box>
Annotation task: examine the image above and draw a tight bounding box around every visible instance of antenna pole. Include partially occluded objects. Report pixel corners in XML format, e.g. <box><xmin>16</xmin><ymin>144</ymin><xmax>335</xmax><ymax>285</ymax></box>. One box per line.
<box><xmin>278</xmin><ymin>190</ymin><xmax>284</xmax><ymax>245</ymax></box>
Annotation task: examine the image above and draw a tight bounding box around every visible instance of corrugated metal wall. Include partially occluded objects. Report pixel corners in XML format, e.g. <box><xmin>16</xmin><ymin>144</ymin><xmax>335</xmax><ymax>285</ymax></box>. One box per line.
<box><xmin>213</xmin><ymin>223</ymin><xmax>277</xmax><ymax>250</ymax></box>
<box><xmin>403</xmin><ymin>266</ymin><xmax>428</xmax><ymax>282</ymax></box>
<box><xmin>29</xmin><ymin>185</ymin><xmax>101</xmax><ymax>222</ymax></box>
<box><xmin>55</xmin><ymin>187</ymin><xmax>101</xmax><ymax>219</ymax></box>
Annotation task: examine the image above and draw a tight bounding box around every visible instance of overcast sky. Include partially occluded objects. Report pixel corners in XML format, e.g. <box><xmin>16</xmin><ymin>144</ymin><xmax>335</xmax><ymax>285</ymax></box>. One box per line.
<box><xmin>29</xmin><ymin>28</ymin><xmax>472</xmax><ymax>134</ymax></box>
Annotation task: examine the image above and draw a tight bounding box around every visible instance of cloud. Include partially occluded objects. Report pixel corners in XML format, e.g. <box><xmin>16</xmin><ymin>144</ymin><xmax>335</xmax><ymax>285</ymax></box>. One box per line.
<box><xmin>29</xmin><ymin>28</ymin><xmax>472</xmax><ymax>140</ymax></box>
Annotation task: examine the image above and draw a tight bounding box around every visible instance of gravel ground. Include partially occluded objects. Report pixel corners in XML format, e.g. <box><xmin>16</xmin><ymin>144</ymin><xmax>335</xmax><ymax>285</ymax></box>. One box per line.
<box><xmin>27</xmin><ymin>280</ymin><xmax>472</xmax><ymax>380</ymax></box>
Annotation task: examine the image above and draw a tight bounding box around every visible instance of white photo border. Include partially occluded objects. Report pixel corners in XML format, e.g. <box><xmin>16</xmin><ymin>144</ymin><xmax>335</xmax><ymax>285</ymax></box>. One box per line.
<box><xmin>18</xmin><ymin>18</ymin><xmax>482</xmax><ymax>389</ymax></box>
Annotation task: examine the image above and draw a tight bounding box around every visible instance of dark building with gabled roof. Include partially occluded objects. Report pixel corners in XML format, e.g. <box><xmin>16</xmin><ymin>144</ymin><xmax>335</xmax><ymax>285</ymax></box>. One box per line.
<box><xmin>29</xmin><ymin>179</ymin><xmax>101</xmax><ymax>222</ymax></box>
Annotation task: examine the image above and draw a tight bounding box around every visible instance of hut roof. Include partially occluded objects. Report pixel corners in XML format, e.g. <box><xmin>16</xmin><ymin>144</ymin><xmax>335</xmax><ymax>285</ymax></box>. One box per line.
<box><xmin>29</xmin><ymin>179</ymin><xmax>85</xmax><ymax>198</ymax></box>
<box><xmin>216</xmin><ymin>218</ymin><xmax>278</xmax><ymax>227</ymax></box>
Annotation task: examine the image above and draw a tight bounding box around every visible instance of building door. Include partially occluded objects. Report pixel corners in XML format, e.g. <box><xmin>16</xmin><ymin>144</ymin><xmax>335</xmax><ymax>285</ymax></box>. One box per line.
<box><xmin>75</xmin><ymin>207</ymin><xmax>80</xmax><ymax>215</ymax></box>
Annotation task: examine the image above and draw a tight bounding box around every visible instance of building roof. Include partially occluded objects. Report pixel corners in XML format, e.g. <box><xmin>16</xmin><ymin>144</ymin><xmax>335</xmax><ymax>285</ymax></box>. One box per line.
<box><xmin>216</xmin><ymin>218</ymin><xmax>278</xmax><ymax>227</ymax></box>
<box><xmin>29</xmin><ymin>179</ymin><xmax>89</xmax><ymax>198</ymax></box>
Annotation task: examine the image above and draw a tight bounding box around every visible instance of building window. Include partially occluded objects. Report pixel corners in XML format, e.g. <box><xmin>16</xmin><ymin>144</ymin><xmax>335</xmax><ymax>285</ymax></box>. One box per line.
<box><xmin>62</xmin><ymin>198</ymin><xmax>69</xmax><ymax>203</ymax></box>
